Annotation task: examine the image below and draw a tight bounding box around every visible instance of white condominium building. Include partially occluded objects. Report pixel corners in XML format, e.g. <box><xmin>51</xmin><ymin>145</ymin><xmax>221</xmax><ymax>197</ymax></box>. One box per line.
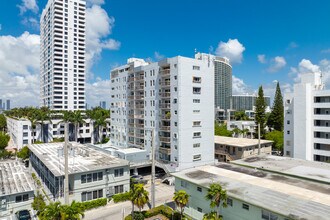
<box><xmin>110</xmin><ymin>56</ymin><xmax>215</xmax><ymax>171</ymax></box>
<box><xmin>284</xmin><ymin>72</ymin><xmax>330</xmax><ymax>162</ymax></box>
<box><xmin>40</xmin><ymin>0</ymin><xmax>86</xmax><ymax>110</ymax></box>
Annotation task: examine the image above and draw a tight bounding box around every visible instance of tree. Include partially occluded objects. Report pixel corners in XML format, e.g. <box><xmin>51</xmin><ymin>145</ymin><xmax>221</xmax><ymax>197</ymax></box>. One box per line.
<box><xmin>255</xmin><ymin>86</ymin><xmax>267</xmax><ymax>137</ymax></box>
<box><xmin>61</xmin><ymin>200</ymin><xmax>85</xmax><ymax>220</ymax></box>
<box><xmin>265</xmin><ymin>130</ymin><xmax>284</xmax><ymax>152</ymax></box>
<box><xmin>27</xmin><ymin>109</ymin><xmax>38</xmax><ymax>144</ymax></box>
<box><xmin>36</xmin><ymin>108</ymin><xmax>52</xmax><ymax>143</ymax></box>
<box><xmin>205</xmin><ymin>183</ymin><xmax>227</xmax><ymax>218</ymax></box>
<box><xmin>0</xmin><ymin>114</ymin><xmax>6</xmax><ymax>132</ymax></box>
<box><xmin>232</xmin><ymin>127</ymin><xmax>242</xmax><ymax>138</ymax></box>
<box><xmin>268</xmin><ymin>82</ymin><xmax>284</xmax><ymax>131</ymax></box>
<box><xmin>234</xmin><ymin>111</ymin><xmax>249</xmax><ymax>121</ymax></box>
<box><xmin>0</xmin><ymin>132</ymin><xmax>10</xmax><ymax>150</ymax></box>
<box><xmin>203</xmin><ymin>211</ymin><xmax>222</xmax><ymax>220</ymax></box>
<box><xmin>32</xmin><ymin>191</ymin><xmax>46</xmax><ymax>215</ymax></box>
<box><xmin>17</xmin><ymin>146</ymin><xmax>30</xmax><ymax>159</ymax></box>
<box><xmin>215</xmin><ymin>122</ymin><xmax>233</xmax><ymax>137</ymax></box>
<box><xmin>72</xmin><ymin>111</ymin><xmax>86</xmax><ymax>142</ymax></box>
<box><xmin>39</xmin><ymin>201</ymin><xmax>62</xmax><ymax>220</ymax></box>
<box><xmin>85</xmin><ymin>109</ymin><xmax>95</xmax><ymax>144</ymax></box>
<box><xmin>131</xmin><ymin>183</ymin><xmax>149</xmax><ymax>212</ymax></box>
<box><xmin>173</xmin><ymin>190</ymin><xmax>189</xmax><ymax>220</ymax></box>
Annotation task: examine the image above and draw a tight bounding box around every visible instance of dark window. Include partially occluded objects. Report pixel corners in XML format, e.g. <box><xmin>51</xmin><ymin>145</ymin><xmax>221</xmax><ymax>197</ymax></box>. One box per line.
<box><xmin>115</xmin><ymin>168</ymin><xmax>124</xmax><ymax>177</ymax></box>
<box><xmin>23</xmin><ymin>194</ymin><xmax>29</xmax><ymax>201</ymax></box>
<box><xmin>197</xmin><ymin>207</ymin><xmax>202</xmax><ymax>212</ymax></box>
<box><xmin>197</xmin><ymin>187</ymin><xmax>202</xmax><ymax>192</ymax></box>
<box><xmin>114</xmin><ymin>185</ymin><xmax>124</xmax><ymax>194</ymax></box>
<box><xmin>98</xmin><ymin>172</ymin><xmax>103</xmax><ymax>181</ymax></box>
<box><xmin>15</xmin><ymin>195</ymin><xmax>22</xmax><ymax>203</ymax></box>
<box><xmin>227</xmin><ymin>198</ymin><xmax>233</xmax><ymax>206</ymax></box>
<box><xmin>242</xmin><ymin>203</ymin><xmax>249</xmax><ymax>210</ymax></box>
<box><xmin>81</xmin><ymin>175</ymin><xmax>86</xmax><ymax>184</ymax></box>
<box><xmin>93</xmin><ymin>173</ymin><xmax>97</xmax><ymax>181</ymax></box>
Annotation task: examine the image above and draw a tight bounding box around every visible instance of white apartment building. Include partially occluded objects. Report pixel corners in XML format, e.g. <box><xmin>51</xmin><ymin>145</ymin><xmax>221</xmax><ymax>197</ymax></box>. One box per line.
<box><xmin>6</xmin><ymin>117</ymin><xmax>111</xmax><ymax>149</ymax></box>
<box><xmin>284</xmin><ymin>72</ymin><xmax>330</xmax><ymax>162</ymax></box>
<box><xmin>110</xmin><ymin>56</ymin><xmax>215</xmax><ymax>171</ymax></box>
<box><xmin>40</xmin><ymin>0</ymin><xmax>86</xmax><ymax>110</ymax></box>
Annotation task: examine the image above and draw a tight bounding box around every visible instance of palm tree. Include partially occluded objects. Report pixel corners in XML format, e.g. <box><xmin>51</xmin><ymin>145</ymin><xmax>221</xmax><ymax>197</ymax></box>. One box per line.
<box><xmin>85</xmin><ymin>109</ymin><xmax>95</xmax><ymax>144</ymax></box>
<box><xmin>61</xmin><ymin>200</ymin><xmax>85</xmax><ymax>220</ymax></box>
<box><xmin>232</xmin><ymin>128</ymin><xmax>241</xmax><ymax>138</ymax></box>
<box><xmin>205</xmin><ymin>183</ymin><xmax>227</xmax><ymax>219</ymax></box>
<box><xmin>39</xmin><ymin>201</ymin><xmax>62</xmax><ymax>220</ymax></box>
<box><xmin>242</xmin><ymin>128</ymin><xmax>249</xmax><ymax>138</ymax></box>
<box><xmin>27</xmin><ymin>109</ymin><xmax>38</xmax><ymax>144</ymax></box>
<box><xmin>36</xmin><ymin>108</ymin><xmax>52</xmax><ymax>143</ymax></box>
<box><xmin>72</xmin><ymin>111</ymin><xmax>86</xmax><ymax>142</ymax></box>
<box><xmin>57</xmin><ymin>111</ymin><xmax>74</xmax><ymax>141</ymax></box>
<box><xmin>203</xmin><ymin>211</ymin><xmax>222</xmax><ymax>220</ymax></box>
<box><xmin>173</xmin><ymin>190</ymin><xmax>189</xmax><ymax>220</ymax></box>
<box><xmin>131</xmin><ymin>183</ymin><xmax>149</xmax><ymax>212</ymax></box>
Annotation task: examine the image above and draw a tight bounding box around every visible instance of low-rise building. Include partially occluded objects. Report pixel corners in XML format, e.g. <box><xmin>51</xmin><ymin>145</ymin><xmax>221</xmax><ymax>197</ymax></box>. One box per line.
<box><xmin>226</xmin><ymin>120</ymin><xmax>256</xmax><ymax>138</ymax></box>
<box><xmin>214</xmin><ymin>136</ymin><xmax>272</xmax><ymax>162</ymax></box>
<box><xmin>6</xmin><ymin>117</ymin><xmax>111</xmax><ymax>150</ymax></box>
<box><xmin>172</xmin><ymin>155</ymin><xmax>330</xmax><ymax>220</ymax></box>
<box><xmin>28</xmin><ymin>142</ymin><xmax>130</xmax><ymax>203</ymax></box>
<box><xmin>0</xmin><ymin>161</ymin><xmax>35</xmax><ymax>217</ymax></box>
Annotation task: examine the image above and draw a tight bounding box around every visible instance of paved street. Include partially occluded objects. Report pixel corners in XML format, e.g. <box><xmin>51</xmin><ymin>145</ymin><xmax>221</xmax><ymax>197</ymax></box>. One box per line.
<box><xmin>84</xmin><ymin>178</ymin><xmax>175</xmax><ymax>220</ymax></box>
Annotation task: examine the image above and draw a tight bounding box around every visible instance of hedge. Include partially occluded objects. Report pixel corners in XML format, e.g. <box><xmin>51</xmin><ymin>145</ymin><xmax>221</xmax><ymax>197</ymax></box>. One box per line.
<box><xmin>112</xmin><ymin>192</ymin><xmax>130</xmax><ymax>203</ymax></box>
<box><xmin>80</xmin><ymin>198</ymin><xmax>108</xmax><ymax>211</ymax></box>
<box><xmin>125</xmin><ymin>205</ymin><xmax>182</xmax><ymax>220</ymax></box>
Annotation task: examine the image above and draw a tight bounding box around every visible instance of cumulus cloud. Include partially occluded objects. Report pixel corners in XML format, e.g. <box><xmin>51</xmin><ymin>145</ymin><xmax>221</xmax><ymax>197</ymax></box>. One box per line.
<box><xmin>86</xmin><ymin>79</ymin><xmax>111</xmax><ymax>107</ymax></box>
<box><xmin>267</xmin><ymin>56</ymin><xmax>286</xmax><ymax>72</ymax></box>
<box><xmin>0</xmin><ymin>32</ymin><xmax>40</xmax><ymax>107</ymax></box>
<box><xmin>257</xmin><ymin>54</ymin><xmax>267</xmax><ymax>64</ymax></box>
<box><xmin>21</xmin><ymin>17</ymin><xmax>39</xmax><ymax>29</ymax></box>
<box><xmin>86</xmin><ymin>5</ymin><xmax>120</xmax><ymax>76</ymax></box>
<box><xmin>215</xmin><ymin>39</ymin><xmax>245</xmax><ymax>64</ymax></box>
<box><xmin>17</xmin><ymin>0</ymin><xmax>39</xmax><ymax>14</ymax></box>
<box><xmin>86</xmin><ymin>0</ymin><xmax>105</xmax><ymax>6</ymax></box>
<box><xmin>232</xmin><ymin>75</ymin><xmax>253</xmax><ymax>94</ymax></box>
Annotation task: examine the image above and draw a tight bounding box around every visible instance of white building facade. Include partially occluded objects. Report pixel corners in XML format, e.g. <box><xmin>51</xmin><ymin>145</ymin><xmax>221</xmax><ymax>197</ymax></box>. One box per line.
<box><xmin>40</xmin><ymin>0</ymin><xmax>86</xmax><ymax>110</ymax></box>
<box><xmin>6</xmin><ymin>117</ymin><xmax>111</xmax><ymax>149</ymax></box>
<box><xmin>110</xmin><ymin>56</ymin><xmax>215</xmax><ymax>171</ymax></box>
<box><xmin>284</xmin><ymin>72</ymin><xmax>330</xmax><ymax>162</ymax></box>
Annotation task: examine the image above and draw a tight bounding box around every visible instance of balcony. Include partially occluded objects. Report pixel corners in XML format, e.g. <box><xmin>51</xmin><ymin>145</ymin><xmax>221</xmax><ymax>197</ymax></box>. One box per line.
<box><xmin>161</xmin><ymin>92</ymin><xmax>171</xmax><ymax>98</ymax></box>
<box><xmin>159</xmin><ymin>137</ymin><xmax>171</xmax><ymax>143</ymax></box>
<box><xmin>160</xmin><ymin>125</ymin><xmax>171</xmax><ymax>131</ymax></box>
<box><xmin>134</xmin><ymin>85</ymin><xmax>144</xmax><ymax>90</ymax></box>
<box><xmin>160</xmin><ymin>69</ymin><xmax>170</xmax><ymax>77</ymax></box>
<box><xmin>159</xmin><ymin>104</ymin><xmax>170</xmax><ymax>109</ymax></box>
<box><xmin>161</xmin><ymin>81</ymin><xmax>170</xmax><ymax>87</ymax></box>
<box><xmin>159</xmin><ymin>146</ymin><xmax>171</xmax><ymax>155</ymax></box>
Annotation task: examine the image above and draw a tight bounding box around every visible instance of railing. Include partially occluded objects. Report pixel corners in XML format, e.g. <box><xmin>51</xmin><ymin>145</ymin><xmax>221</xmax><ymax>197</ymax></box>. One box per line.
<box><xmin>159</xmin><ymin>104</ymin><xmax>171</xmax><ymax>109</ymax></box>
<box><xmin>161</xmin><ymin>82</ymin><xmax>171</xmax><ymax>87</ymax></box>
<box><xmin>159</xmin><ymin>146</ymin><xmax>171</xmax><ymax>154</ymax></box>
<box><xmin>161</xmin><ymin>92</ymin><xmax>171</xmax><ymax>98</ymax></box>
<box><xmin>159</xmin><ymin>137</ymin><xmax>171</xmax><ymax>143</ymax></box>
<box><xmin>160</xmin><ymin>126</ymin><xmax>171</xmax><ymax>131</ymax></box>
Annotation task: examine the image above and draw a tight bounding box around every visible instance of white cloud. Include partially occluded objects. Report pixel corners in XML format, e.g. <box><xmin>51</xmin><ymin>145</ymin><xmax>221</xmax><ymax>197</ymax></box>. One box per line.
<box><xmin>232</xmin><ymin>75</ymin><xmax>253</xmax><ymax>94</ymax></box>
<box><xmin>154</xmin><ymin>52</ymin><xmax>165</xmax><ymax>61</ymax></box>
<box><xmin>0</xmin><ymin>32</ymin><xmax>40</xmax><ymax>107</ymax></box>
<box><xmin>86</xmin><ymin>5</ymin><xmax>120</xmax><ymax>77</ymax></box>
<box><xmin>86</xmin><ymin>0</ymin><xmax>105</xmax><ymax>6</ymax></box>
<box><xmin>321</xmin><ymin>48</ymin><xmax>330</xmax><ymax>54</ymax></box>
<box><xmin>21</xmin><ymin>17</ymin><xmax>39</xmax><ymax>29</ymax></box>
<box><xmin>86</xmin><ymin>79</ymin><xmax>111</xmax><ymax>107</ymax></box>
<box><xmin>298</xmin><ymin>59</ymin><xmax>320</xmax><ymax>74</ymax></box>
<box><xmin>215</xmin><ymin>39</ymin><xmax>245</xmax><ymax>64</ymax></box>
<box><xmin>257</xmin><ymin>54</ymin><xmax>267</xmax><ymax>64</ymax></box>
<box><xmin>267</xmin><ymin>56</ymin><xmax>286</xmax><ymax>72</ymax></box>
<box><xmin>17</xmin><ymin>0</ymin><xmax>39</xmax><ymax>14</ymax></box>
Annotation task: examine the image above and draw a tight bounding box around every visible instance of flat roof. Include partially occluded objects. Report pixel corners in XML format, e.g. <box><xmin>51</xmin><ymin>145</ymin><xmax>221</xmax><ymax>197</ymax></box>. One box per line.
<box><xmin>172</xmin><ymin>163</ymin><xmax>330</xmax><ymax>219</ymax></box>
<box><xmin>232</xmin><ymin>155</ymin><xmax>330</xmax><ymax>184</ymax></box>
<box><xmin>29</xmin><ymin>142</ymin><xmax>129</xmax><ymax>177</ymax></box>
<box><xmin>115</xmin><ymin>147</ymin><xmax>147</xmax><ymax>154</ymax></box>
<box><xmin>214</xmin><ymin>136</ymin><xmax>273</xmax><ymax>148</ymax></box>
<box><xmin>0</xmin><ymin>161</ymin><xmax>34</xmax><ymax>196</ymax></box>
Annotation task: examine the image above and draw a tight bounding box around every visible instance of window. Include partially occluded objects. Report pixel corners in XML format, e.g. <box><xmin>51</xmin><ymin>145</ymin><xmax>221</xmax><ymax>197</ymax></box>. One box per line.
<box><xmin>197</xmin><ymin>207</ymin><xmax>203</xmax><ymax>212</ymax></box>
<box><xmin>174</xmin><ymin>99</ymin><xmax>177</xmax><ymax>104</ymax></box>
<box><xmin>115</xmin><ymin>185</ymin><xmax>124</xmax><ymax>194</ymax></box>
<box><xmin>286</xmin><ymin>110</ymin><xmax>291</xmax><ymax>114</ymax></box>
<box><xmin>81</xmin><ymin>189</ymin><xmax>103</xmax><ymax>202</ymax></box>
<box><xmin>193</xmin><ymin>110</ymin><xmax>200</xmax><ymax>114</ymax></box>
<box><xmin>193</xmin><ymin>99</ymin><xmax>200</xmax><ymax>103</ymax></box>
<box><xmin>287</xmin><ymin>130</ymin><xmax>290</xmax><ymax>134</ymax></box>
<box><xmin>286</xmin><ymin>99</ymin><xmax>291</xmax><ymax>104</ymax></box>
<box><xmin>81</xmin><ymin>172</ymin><xmax>103</xmax><ymax>184</ymax></box>
<box><xmin>286</xmin><ymin>151</ymin><xmax>290</xmax><ymax>156</ymax></box>
<box><xmin>287</xmin><ymin>120</ymin><xmax>290</xmax><ymax>125</ymax></box>
<box><xmin>193</xmin><ymin>77</ymin><xmax>201</xmax><ymax>83</ymax></box>
<box><xmin>181</xmin><ymin>180</ymin><xmax>189</xmax><ymax>188</ymax></box>
<box><xmin>15</xmin><ymin>194</ymin><xmax>28</xmax><ymax>203</ymax></box>
<box><xmin>197</xmin><ymin>187</ymin><xmax>202</xmax><ymax>192</ymax></box>
<box><xmin>242</xmin><ymin>203</ymin><xmax>249</xmax><ymax>210</ymax></box>
<box><xmin>262</xmin><ymin>210</ymin><xmax>278</xmax><ymax>220</ymax></box>
<box><xmin>193</xmin><ymin>143</ymin><xmax>200</xmax><ymax>148</ymax></box>
<box><xmin>193</xmin><ymin>132</ymin><xmax>201</xmax><ymax>138</ymax></box>
<box><xmin>193</xmin><ymin>87</ymin><xmax>201</xmax><ymax>94</ymax></box>
<box><xmin>23</xmin><ymin>132</ymin><xmax>28</xmax><ymax>137</ymax></box>
<box><xmin>193</xmin><ymin>65</ymin><xmax>200</xmax><ymax>70</ymax></box>
<box><xmin>286</xmin><ymin>140</ymin><xmax>291</xmax><ymax>146</ymax></box>
<box><xmin>23</xmin><ymin>125</ymin><xmax>28</xmax><ymax>129</ymax></box>
<box><xmin>227</xmin><ymin>198</ymin><xmax>233</xmax><ymax>206</ymax></box>
<box><xmin>193</xmin><ymin>154</ymin><xmax>201</xmax><ymax>161</ymax></box>
<box><xmin>23</xmin><ymin>140</ymin><xmax>28</xmax><ymax>145</ymax></box>
<box><xmin>193</xmin><ymin>121</ymin><xmax>201</xmax><ymax>127</ymax></box>
<box><xmin>15</xmin><ymin>195</ymin><xmax>22</xmax><ymax>203</ymax></box>
<box><xmin>115</xmin><ymin>168</ymin><xmax>124</xmax><ymax>177</ymax></box>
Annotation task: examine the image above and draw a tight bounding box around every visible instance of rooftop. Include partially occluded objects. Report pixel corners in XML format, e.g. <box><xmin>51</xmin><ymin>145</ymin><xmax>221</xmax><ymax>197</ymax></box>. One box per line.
<box><xmin>214</xmin><ymin>136</ymin><xmax>272</xmax><ymax>148</ymax></box>
<box><xmin>29</xmin><ymin>142</ymin><xmax>129</xmax><ymax>177</ymax></box>
<box><xmin>172</xmin><ymin>162</ymin><xmax>330</xmax><ymax>220</ymax></box>
<box><xmin>0</xmin><ymin>161</ymin><xmax>35</xmax><ymax>196</ymax></box>
<box><xmin>232</xmin><ymin>155</ymin><xmax>330</xmax><ymax>184</ymax></box>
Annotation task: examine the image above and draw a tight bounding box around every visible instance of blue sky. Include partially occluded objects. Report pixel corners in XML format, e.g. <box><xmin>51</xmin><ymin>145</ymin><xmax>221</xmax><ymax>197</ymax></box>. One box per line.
<box><xmin>1</xmin><ymin>0</ymin><xmax>330</xmax><ymax>107</ymax></box>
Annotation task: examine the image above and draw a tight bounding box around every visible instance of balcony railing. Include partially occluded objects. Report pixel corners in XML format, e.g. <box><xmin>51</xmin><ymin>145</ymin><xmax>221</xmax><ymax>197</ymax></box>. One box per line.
<box><xmin>159</xmin><ymin>104</ymin><xmax>171</xmax><ymax>109</ymax></box>
<box><xmin>159</xmin><ymin>137</ymin><xmax>171</xmax><ymax>143</ymax></box>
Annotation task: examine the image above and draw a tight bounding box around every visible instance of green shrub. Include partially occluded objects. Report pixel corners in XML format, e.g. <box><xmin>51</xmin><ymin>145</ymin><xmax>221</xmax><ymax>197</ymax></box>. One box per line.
<box><xmin>133</xmin><ymin>212</ymin><xmax>144</xmax><ymax>220</ymax></box>
<box><xmin>17</xmin><ymin>146</ymin><xmax>30</xmax><ymax>159</ymax></box>
<box><xmin>52</xmin><ymin>137</ymin><xmax>64</xmax><ymax>143</ymax></box>
<box><xmin>112</xmin><ymin>192</ymin><xmax>130</xmax><ymax>203</ymax></box>
<box><xmin>34</xmin><ymin>140</ymin><xmax>44</xmax><ymax>144</ymax></box>
<box><xmin>80</xmin><ymin>198</ymin><xmax>108</xmax><ymax>211</ymax></box>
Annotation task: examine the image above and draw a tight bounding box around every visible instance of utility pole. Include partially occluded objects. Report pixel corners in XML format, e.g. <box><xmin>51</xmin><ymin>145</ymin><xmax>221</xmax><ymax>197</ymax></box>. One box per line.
<box><xmin>258</xmin><ymin>123</ymin><xmax>261</xmax><ymax>155</ymax></box>
<box><xmin>150</xmin><ymin>129</ymin><xmax>155</xmax><ymax>208</ymax></box>
<box><xmin>64</xmin><ymin>122</ymin><xmax>69</xmax><ymax>205</ymax></box>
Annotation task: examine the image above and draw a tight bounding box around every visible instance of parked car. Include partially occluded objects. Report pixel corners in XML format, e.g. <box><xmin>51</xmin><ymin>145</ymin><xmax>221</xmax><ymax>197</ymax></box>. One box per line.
<box><xmin>15</xmin><ymin>210</ymin><xmax>31</xmax><ymax>220</ymax></box>
<box><xmin>131</xmin><ymin>175</ymin><xmax>148</xmax><ymax>185</ymax></box>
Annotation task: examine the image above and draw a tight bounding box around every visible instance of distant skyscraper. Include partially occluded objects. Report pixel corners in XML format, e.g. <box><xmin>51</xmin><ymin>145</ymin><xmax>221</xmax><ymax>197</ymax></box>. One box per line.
<box><xmin>99</xmin><ymin>101</ymin><xmax>107</xmax><ymax>109</ymax></box>
<box><xmin>195</xmin><ymin>53</ymin><xmax>232</xmax><ymax>111</ymax></box>
<box><xmin>40</xmin><ymin>0</ymin><xmax>86</xmax><ymax>110</ymax></box>
<box><xmin>0</xmin><ymin>99</ymin><xmax>2</xmax><ymax>110</ymax></box>
<box><xmin>6</xmin><ymin>100</ymin><xmax>10</xmax><ymax>110</ymax></box>
<box><xmin>231</xmin><ymin>94</ymin><xmax>270</xmax><ymax>111</ymax></box>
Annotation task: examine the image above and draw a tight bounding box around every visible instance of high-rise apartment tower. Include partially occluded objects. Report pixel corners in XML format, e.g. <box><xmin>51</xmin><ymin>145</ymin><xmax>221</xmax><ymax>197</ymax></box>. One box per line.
<box><xmin>40</xmin><ymin>0</ymin><xmax>86</xmax><ymax>110</ymax></box>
